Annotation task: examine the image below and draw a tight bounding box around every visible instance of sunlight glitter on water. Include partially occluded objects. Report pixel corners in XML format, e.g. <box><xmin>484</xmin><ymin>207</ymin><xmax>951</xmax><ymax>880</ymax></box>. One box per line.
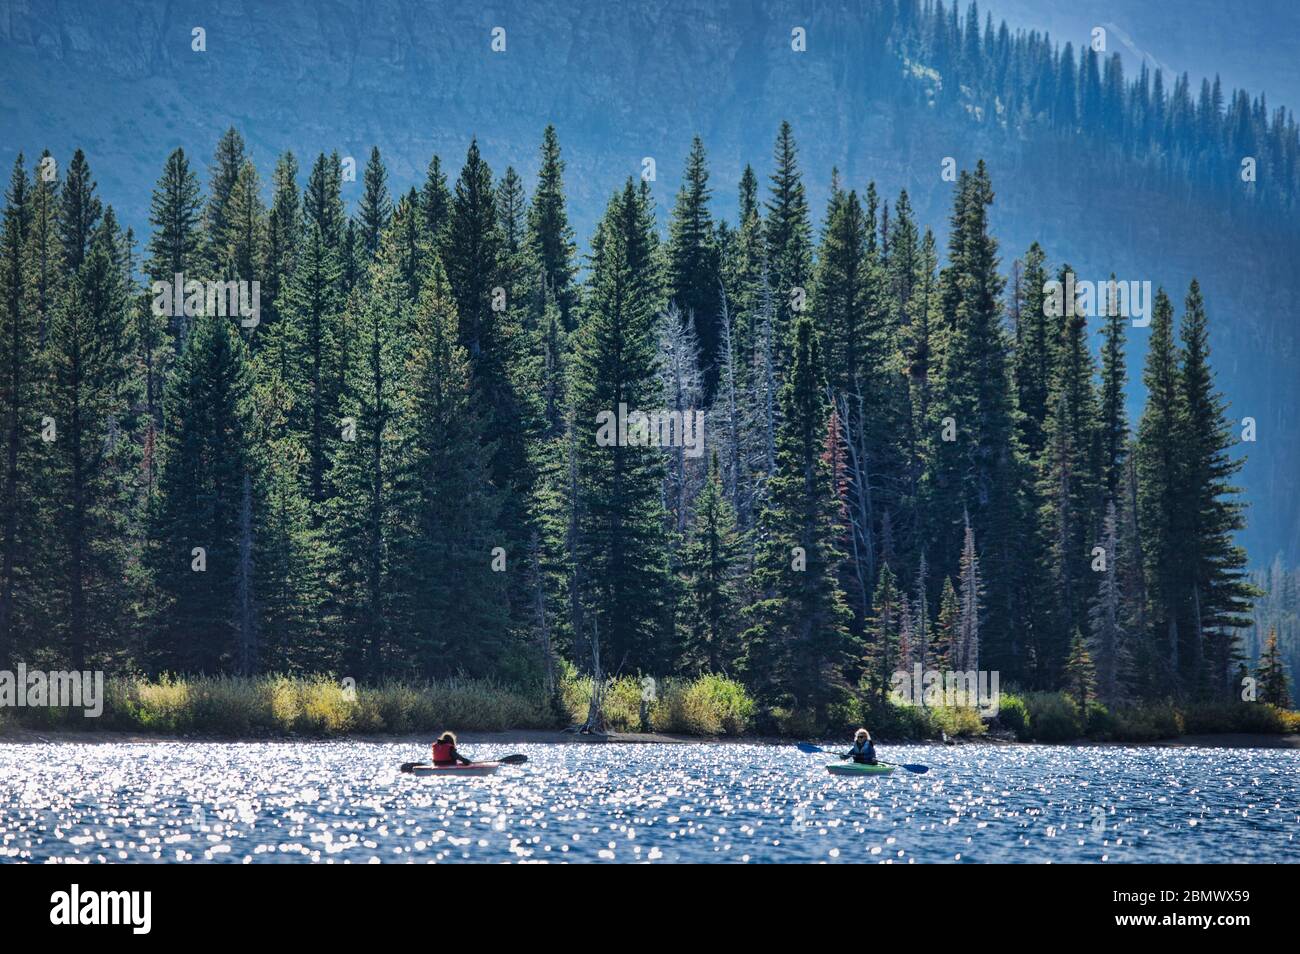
<box><xmin>0</xmin><ymin>742</ymin><xmax>1294</xmax><ymax>863</ymax></box>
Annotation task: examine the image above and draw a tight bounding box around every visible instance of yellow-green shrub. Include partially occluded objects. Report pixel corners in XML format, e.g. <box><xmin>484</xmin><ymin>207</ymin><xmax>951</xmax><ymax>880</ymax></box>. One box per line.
<box><xmin>649</xmin><ymin>675</ymin><xmax>755</xmax><ymax>735</ymax></box>
<box><xmin>928</xmin><ymin>705</ymin><xmax>988</xmax><ymax>738</ymax></box>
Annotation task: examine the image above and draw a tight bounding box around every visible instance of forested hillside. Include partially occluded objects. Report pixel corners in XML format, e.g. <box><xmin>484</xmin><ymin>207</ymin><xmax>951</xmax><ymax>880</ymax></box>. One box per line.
<box><xmin>0</xmin><ymin>111</ymin><xmax>1275</xmax><ymax>722</ymax></box>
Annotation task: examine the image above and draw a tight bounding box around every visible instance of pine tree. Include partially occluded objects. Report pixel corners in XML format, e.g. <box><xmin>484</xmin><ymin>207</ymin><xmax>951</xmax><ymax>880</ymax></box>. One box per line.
<box><xmin>1038</xmin><ymin>263</ymin><xmax>1102</xmax><ymax>649</ymax></box>
<box><xmin>863</xmin><ymin>563</ymin><xmax>902</xmax><ymax>705</ymax></box>
<box><xmin>59</xmin><ymin>149</ymin><xmax>102</xmax><ymax>273</ymax></box>
<box><xmin>815</xmin><ymin>181</ymin><xmax>867</xmax><ymax>395</ymax></box>
<box><xmin>667</xmin><ymin>136</ymin><xmax>721</xmax><ymax>397</ymax></box>
<box><xmin>420</xmin><ymin>154</ymin><xmax>453</xmax><ymax>260</ymax></box>
<box><xmin>304</xmin><ymin>152</ymin><xmax>347</xmax><ymax>251</ymax></box>
<box><xmin>248</xmin><ymin>228</ymin><xmax>325</xmax><ymax>674</ymax></box>
<box><xmin>933</xmin><ymin>576</ymin><xmax>959</xmax><ymax>669</ymax></box>
<box><xmin>764</xmin><ymin>122</ymin><xmax>812</xmax><ymax>352</ymax></box>
<box><xmin>357</xmin><ymin>146</ymin><xmax>393</xmax><ymax>263</ymax></box>
<box><xmin>1098</xmin><ymin>274</ymin><xmax>1129</xmax><ymax>502</ymax></box>
<box><xmin>925</xmin><ymin>163</ymin><xmax>1021</xmax><ymax>680</ymax></box>
<box><xmin>1011</xmin><ymin>242</ymin><xmax>1052</xmax><ymax>464</ymax></box>
<box><xmin>1255</xmin><ymin>628</ymin><xmax>1292</xmax><ymax>707</ymax></box>
<box><xmin>203</xmin><ymin>128</ymin><xmax>247</xmax><ymax>272</ymax></box>
<box><xmin>496</xmin><ymin>166</ymin><xmax>528</xmax><ymax>309</ymax></box>
<box><xmin>1177</xmin><ymin>279</ymin><xmax>1253</xmax><ymax>695</ymax></box>
<box><xmin>525</xmin><ymin>126</ymin><xmax>578</xmax><ymax>330</ymax></box>
<box><xmin>536</xmin><ymin>301</ymin><xmax>568</xmax><ymax>438</ymax></box>
<box><xmin>741</xmin><ymin>315</ymin><xmax>852</xmax><ymax>717</ymax></box>
<box><xmin>281</xmin><ymin>222</ymin><xmax>344</xmax><ymax>519</ymax></box>
<box><xmin>398</xmin><ymin>253</ymin><xmax>510</xmax><ymax>677</ymax></box>
<box><xmin>714</xmin><ymin>283</ymin><xmax>749</xmax><ymax>522</ymax></box>
<box><xmin>388</xmin><ymin>190</ymin><xmax>426</xmax><ymax>303</ymax></box>
<box><xmin>340</xmin><ymin>218</ymin><xmax>360</xmax><ymax>295</ymax></box>
<box><xmin>444</xmin><ymin>139</ymin><xmax>536</xmax><ymax>617</ymax></box>
<box><xmin>44</xmin><ymin>216</ymin><xmax>140</xmax><ymax>668</ymax></box>
<box><xmin>570</xmin><ymin>182</ymin><xmax>672</xmax><ymax>674</ymax></box>
<box><xmin>1136</xmin><ymin>289</ymin><xmax>1184</xmax><ymax>688</ymax></box>
<box><xmin>146</xmin><ymin>148</ymin><xmax>203</xmax><ymax>284</ymax></box>
<box><xmin>0</xmin><ymin>156</ymin><xmax>33</xmax><ymax>664</ymax></box>
<box><xmin>1064</xmin><ymin>629</ymin><xmax>1097</xmax><ymax>709</ymax></box>
<box><xmin>12</xmin><ymin>156</ymin><xmax>62</xmax><ymax>658</ymax></box>
<box><xmin>215</xmin><ymin>159</ymin><xmax>266</xmax><ymax>283</ymax></box>
<box><xmin>901</xmin><ymin>228</ymin><xmax>939</xmax><ymax>495</ymax></box>
<box><xmin>250</xmin><ymin>415</ymin><xmax>325</xmax><ymax>672</ymax></box>
<box><xmin>23</xmin><ymin>150</ymin><xmax>62</xmax><ymax>347</ymax></box>
<box><xmin>323</xmin><ymin>235</ymin><xmax>410</xmax><ymax>678</ymax></box>
<box><xmin>723</xmin><ymin>164</ymin><xmax>765</xmax><ymax>374</ymax></box>
<box><xmin>262</xmin><ymin>151</ymin><xmax>302</xmax><ymax>335</ymax></box>
<box><xmin>147</xmin><ymin>312</ymin><xmax>253</xmax><ymax>673</ymax></box>
<box><xmin>145</xmin><ymin>148</ymin><xmax>204</xmax><ymax>355</ymax></box>
<box><xmin>1117</xmin><ymin>452</ymin><xmax>1151</xmax><ymax>693</ymax></box>
<box><xmin>680</xmin><ymin>453</ymin><xmax>742</xmax><ymax>675</ymax></box>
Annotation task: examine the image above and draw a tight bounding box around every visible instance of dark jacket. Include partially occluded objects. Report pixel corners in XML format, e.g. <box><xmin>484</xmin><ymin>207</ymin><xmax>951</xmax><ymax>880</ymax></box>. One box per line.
<box><xmin>844</xmin><ymin>739</ymin><xmax>877</xmax><ymax>764</ymax></box>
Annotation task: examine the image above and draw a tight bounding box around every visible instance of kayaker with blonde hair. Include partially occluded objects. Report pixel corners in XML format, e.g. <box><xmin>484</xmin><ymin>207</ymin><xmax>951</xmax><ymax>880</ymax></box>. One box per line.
<box><xmin>842</xmin><ymin>728</ymin><xmax>877</xmax><ymax>765</ymax></box>
<box><xmin>431</xmin><ymin>731</ymin><xmax>473</xmax><ymax>767</ymax></box>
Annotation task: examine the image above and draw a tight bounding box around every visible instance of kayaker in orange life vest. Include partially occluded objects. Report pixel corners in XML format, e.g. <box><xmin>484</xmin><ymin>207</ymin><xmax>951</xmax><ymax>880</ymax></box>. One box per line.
<box><xmin>842</xmin><ymin>728</ymin><xmax>877</xmax><ymax>765</ymax></box>
<box><xmin>431</xmin><ymin>731</ymin><xmax>473</xmax><ymax>766</ymax></box>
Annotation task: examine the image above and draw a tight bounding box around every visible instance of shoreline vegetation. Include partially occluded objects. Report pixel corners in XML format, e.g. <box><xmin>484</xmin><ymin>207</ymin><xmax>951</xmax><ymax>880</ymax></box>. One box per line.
<box><xmin>1</xmin><ymin>673</ymin><xmax>1295</xmax><ymax>745</ymax></box>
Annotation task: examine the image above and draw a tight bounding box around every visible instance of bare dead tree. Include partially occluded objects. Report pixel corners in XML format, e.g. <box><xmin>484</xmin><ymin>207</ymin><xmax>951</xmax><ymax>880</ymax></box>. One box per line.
<box><xmin>582</xmin><ymin>613</ymin><xmax>606</xmax><ymax>734</ymax></box>
<box><xmin>657</xmin><ymin>302</ymin><xmax>703</xmax><ymax>536</ymax></box>
<box><xmin>716</xmin><ymin>283</ymin><xmax>746</xmax><ymax>520</ymax></box>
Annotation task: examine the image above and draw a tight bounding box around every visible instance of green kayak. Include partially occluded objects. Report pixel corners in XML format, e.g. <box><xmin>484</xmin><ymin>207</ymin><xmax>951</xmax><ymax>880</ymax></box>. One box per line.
<box><xmin>827</xmin><ymin>761</ymin><xmax>896</xmax><ymax>776</ymax></box>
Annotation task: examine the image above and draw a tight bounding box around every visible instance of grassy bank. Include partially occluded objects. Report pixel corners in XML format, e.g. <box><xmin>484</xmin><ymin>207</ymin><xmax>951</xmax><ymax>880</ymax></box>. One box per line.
<box><xmin>864</xmin><ymin>691</ymin><xmax>1300</xmax><ymax>743</ymax></box>
<box><xmin>997</xmin><ymin>691</ymin><xmax>1300</xmax><ymax>743</ymax></box>
<box><xmin>0</xmin><ymin>671</ymin><xmax>759</xmax><ymax>738</ymax></box>
<box><xmin>1</xmin><ymin>674</ymin><xmax>1295</xmax><ymax>743</ymax></box>
<box><xmin>0</xmin><ymin>674</ymin><xmax>559</xmax><ymax>736</ymax></box>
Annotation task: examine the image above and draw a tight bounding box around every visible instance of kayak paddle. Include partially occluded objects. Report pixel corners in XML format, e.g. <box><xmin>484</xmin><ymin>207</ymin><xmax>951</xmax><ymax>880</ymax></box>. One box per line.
<box><xmin>877</xmin><ymin>760</ymin><xmax>928</xmax><ymax>774</ymax></box>
<box><xmin>796</xmin><ymin>741</ymin><xmax>929</xmax><ymax>774</ymax></box>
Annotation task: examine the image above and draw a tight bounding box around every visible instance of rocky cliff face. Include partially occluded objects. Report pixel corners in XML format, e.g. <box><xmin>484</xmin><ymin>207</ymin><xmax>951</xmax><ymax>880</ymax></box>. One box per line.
<box><xmin>2</xmin><ymin>0</ymin><xmax>1297</xmax><ymax>561</ymax></box>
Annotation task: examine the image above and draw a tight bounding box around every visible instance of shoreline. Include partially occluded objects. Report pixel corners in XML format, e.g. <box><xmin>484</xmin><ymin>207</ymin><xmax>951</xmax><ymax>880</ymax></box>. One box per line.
<box><xmin>2</xmin><ymin>726</ymin><xmax>1297</xmax><ymax>749</ymax></box>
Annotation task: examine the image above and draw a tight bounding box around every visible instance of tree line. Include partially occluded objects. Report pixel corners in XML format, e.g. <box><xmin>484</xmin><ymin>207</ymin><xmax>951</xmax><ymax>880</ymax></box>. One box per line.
<box><xmin>866</xmin><ymin>0</ymin><xmax>1300</xmax><ymax>217</ymax></box>
<box><xmin>0</xmin><ymin>120</ymin><xmax>1264</xmax><ymax>724</ymax></box>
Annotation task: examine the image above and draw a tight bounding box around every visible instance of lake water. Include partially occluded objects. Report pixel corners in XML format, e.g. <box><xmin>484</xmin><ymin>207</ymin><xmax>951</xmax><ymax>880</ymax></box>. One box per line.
<box><xmin>1</xmin><ymin>742</ymin><xmax>1295</xmax><ymax>863</ymax></box>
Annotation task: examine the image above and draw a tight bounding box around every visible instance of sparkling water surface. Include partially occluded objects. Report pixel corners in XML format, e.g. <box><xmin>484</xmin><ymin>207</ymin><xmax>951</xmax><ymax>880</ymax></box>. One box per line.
<box><xmin>1</xmin><ymin>743</ymin><xmax>1295</xmax><ymax>863</ymax></box>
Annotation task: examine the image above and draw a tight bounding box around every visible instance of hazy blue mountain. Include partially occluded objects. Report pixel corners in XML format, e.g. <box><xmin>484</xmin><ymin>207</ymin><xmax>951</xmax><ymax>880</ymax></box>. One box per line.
<box><xmin>985</xmin><ymin>0</ymin><xmax>1300</xmax><ymax>115</ymax></box>
<box><xmin>2</xmin><ymin>0</ymin><xmax>1296</xmax><ymax>563</ymax></box>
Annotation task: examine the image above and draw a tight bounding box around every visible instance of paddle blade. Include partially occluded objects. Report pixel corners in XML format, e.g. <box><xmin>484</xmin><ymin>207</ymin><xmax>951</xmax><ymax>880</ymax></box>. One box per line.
<box><xmin>795</xmin><ymin>742</ymin><xmax>825</xmax><ymax>755</ymax></box>
<box><xmin>900</xmin><ymin>764</ymin><xmax>929</xmax><ymax>774</ymax></box>
<box><xmin>497</xmin><ymin>753</ymin><xmax>528</xmax><ymax>765</ymax></box>
<box><xmin>399</xmin><ymin>762</ymin><xmax>425</xmax><ymax>773</ymax></box>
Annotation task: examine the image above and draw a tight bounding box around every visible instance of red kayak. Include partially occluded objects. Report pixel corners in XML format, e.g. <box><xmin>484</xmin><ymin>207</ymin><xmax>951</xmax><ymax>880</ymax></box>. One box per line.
<box><xmin>402</xmin><ymin>762</ymin><xmax>500</xmax><ymax>777</ymax></box>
